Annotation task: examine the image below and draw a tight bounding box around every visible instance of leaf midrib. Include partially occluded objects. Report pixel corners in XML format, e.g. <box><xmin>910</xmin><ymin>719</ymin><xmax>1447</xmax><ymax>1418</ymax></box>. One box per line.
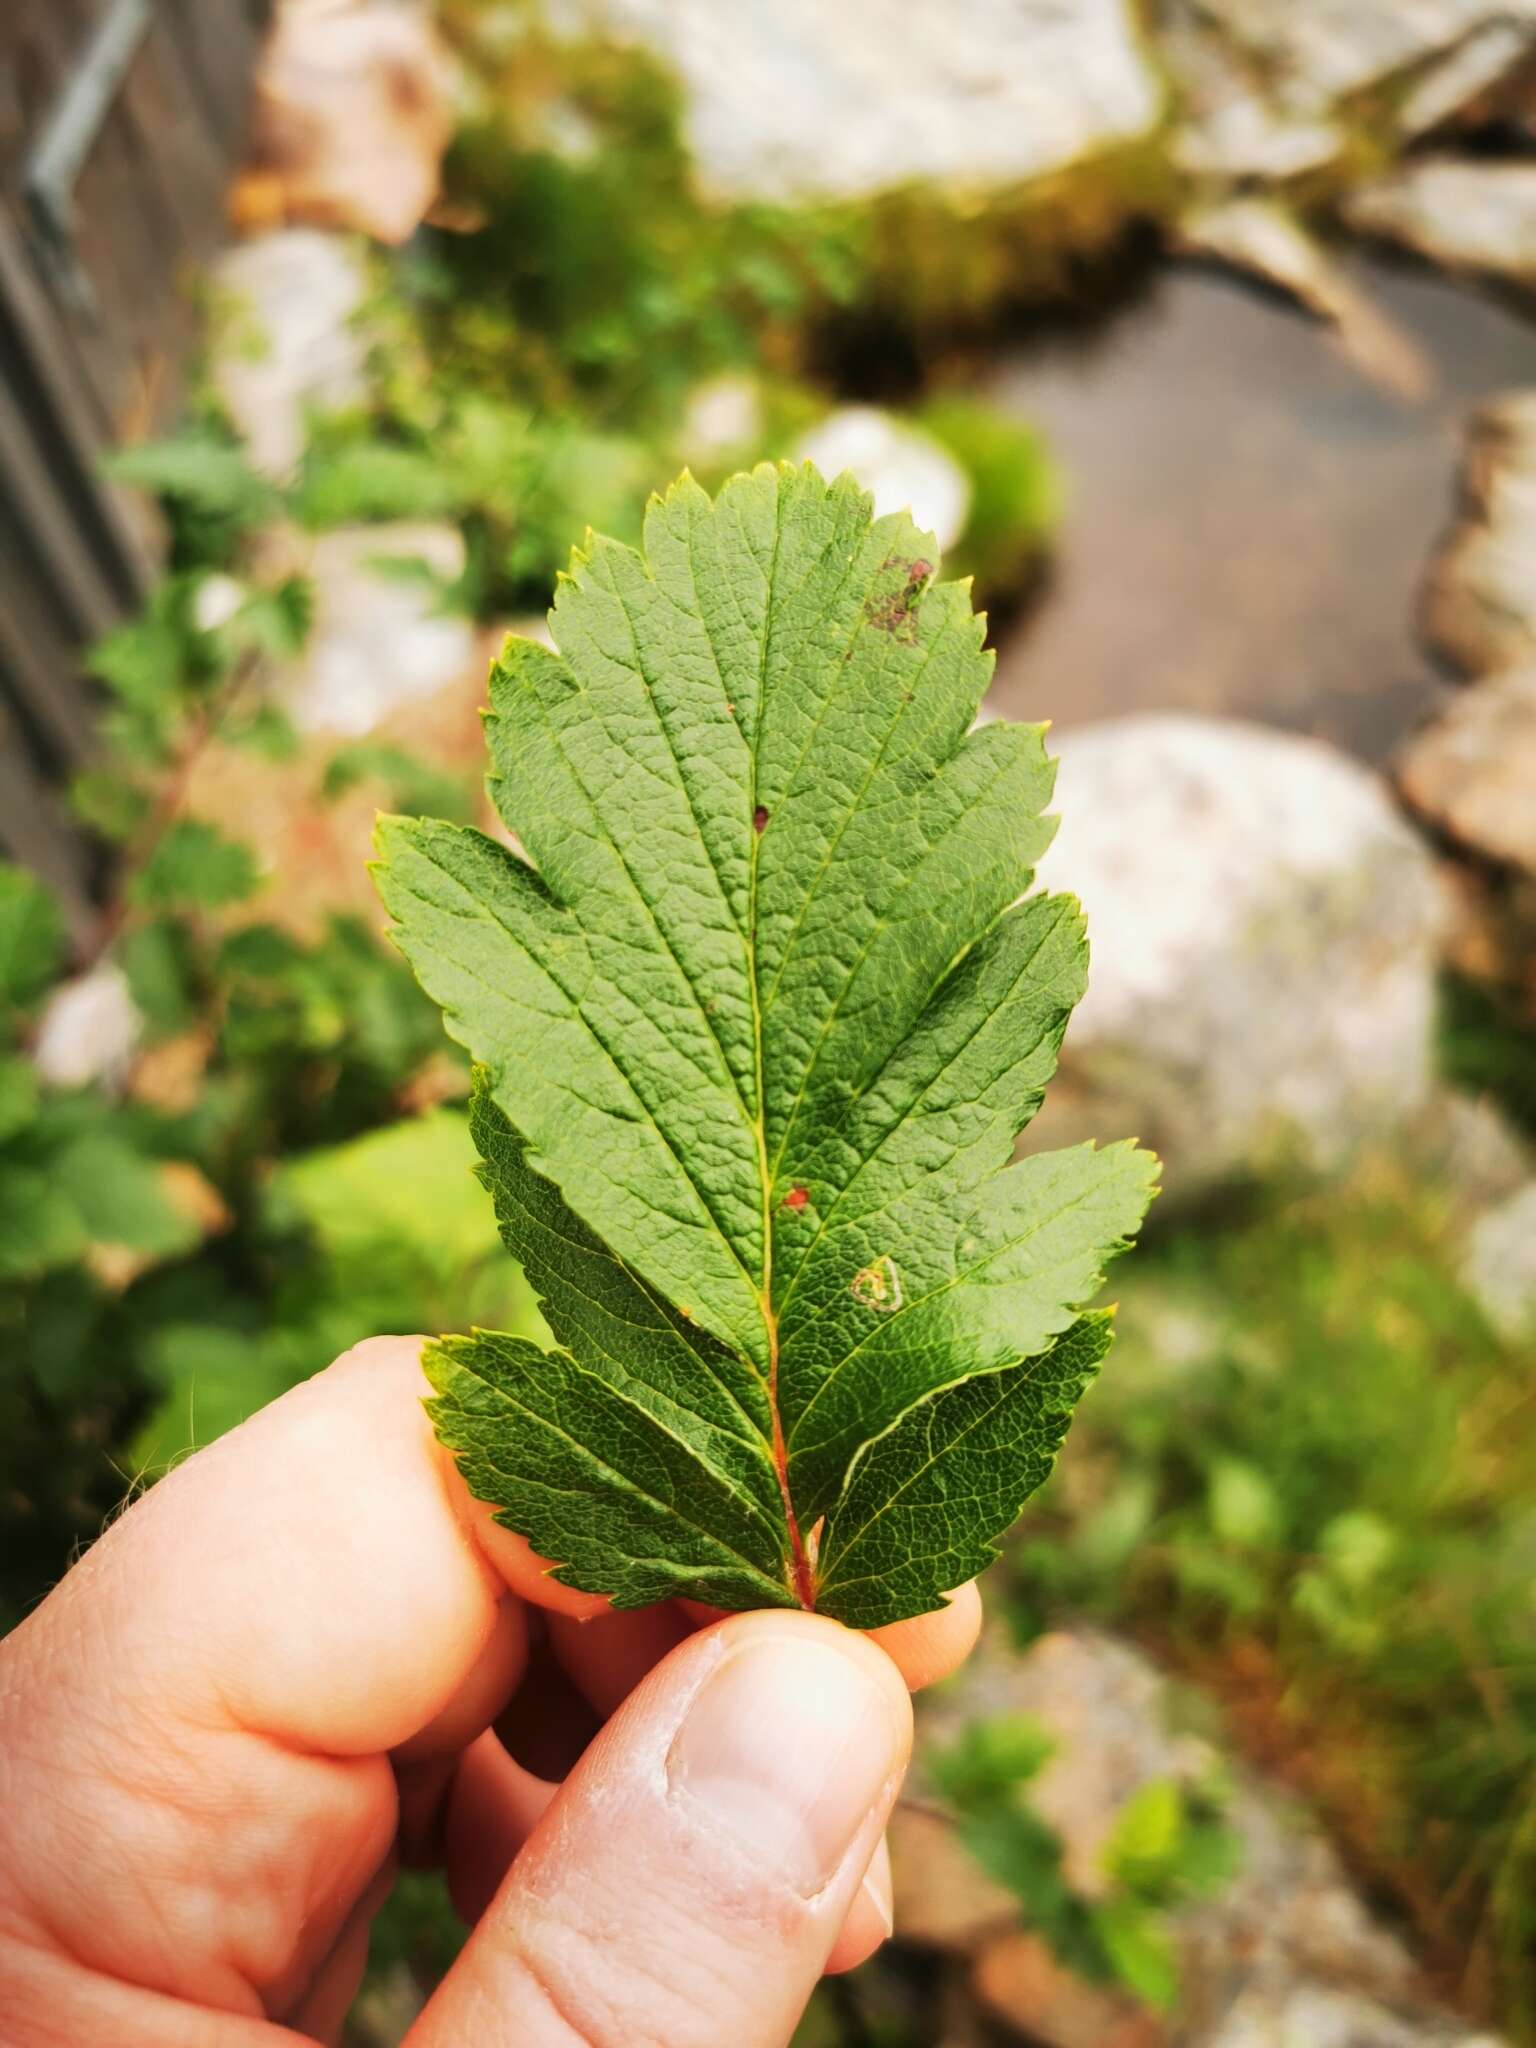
<box><xmin>741</xmin><ymin>486</ymin><xmax>816</xmax><ymax>1607</ymax></box>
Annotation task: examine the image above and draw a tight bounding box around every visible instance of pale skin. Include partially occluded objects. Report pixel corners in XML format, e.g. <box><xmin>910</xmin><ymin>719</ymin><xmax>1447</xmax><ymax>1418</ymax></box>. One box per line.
<box><xmin>0</xmin><ymin>1337</ymin><xmax>982</xmax><ymax>2046</ymax></box>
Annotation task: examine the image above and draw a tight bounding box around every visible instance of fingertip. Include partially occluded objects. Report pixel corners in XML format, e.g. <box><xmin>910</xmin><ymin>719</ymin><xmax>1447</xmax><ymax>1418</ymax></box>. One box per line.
<box><xmin>823</xmin><ymin>1836</ymin><xmax>893</xmax><ymax>1975</ymax></box>
<box><xmin>391</xmin><ymin>1595</ymin><xmax>529</xmax><ymax>1766</ymax></box>
<box><xmin>867</xmin><ymin>1580</ymin><xmax>983</xmax><ymax>1691</ymax></box>
<box><xmin>327</xmin><ymin>1331</ymin><xmax>437</xmax><ymax>1401</ymax></box>
<box><xmin>444</xmin><ymin>1730</ymin><xmax>557</xmax><ymax>1926</ymax></box>
<box><xmin>549</xmin><ymin>1603</ymin><xmax>692</xmax><ymax>1717</ymax></box>
<box><xmin>451</xmin><ymin>1481</ymin><xmax>614</xmax><ymax>1620</ymax></box>
<box><xmin>339</xmin><ymin>1334</ymin><xmax>614</xmax><ymax>1622</ymax></box>
<box><xmin>661</xmin><ymin>1609</ymin><xmax>912</xmax><ymax>1892</ymax></box>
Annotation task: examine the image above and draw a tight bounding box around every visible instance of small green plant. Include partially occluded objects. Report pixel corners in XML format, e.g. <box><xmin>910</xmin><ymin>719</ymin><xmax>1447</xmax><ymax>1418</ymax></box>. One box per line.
<box><xmin>376</xmin><ymin>462</ymin><xmax>1155</xmax><ymax>1624</ymax></box>
<box><xmin>929</xmin><ymin>1714</ymin><xmax>1239</xmax><ymax>2011</ymax></box>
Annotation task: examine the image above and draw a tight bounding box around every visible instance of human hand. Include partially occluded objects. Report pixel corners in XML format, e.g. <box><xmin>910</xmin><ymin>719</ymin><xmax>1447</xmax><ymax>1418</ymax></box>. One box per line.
<box><xmin>0</xmin><ymin>1337</ymin><xmax>981</xmax><ymax>2046</ymax></box>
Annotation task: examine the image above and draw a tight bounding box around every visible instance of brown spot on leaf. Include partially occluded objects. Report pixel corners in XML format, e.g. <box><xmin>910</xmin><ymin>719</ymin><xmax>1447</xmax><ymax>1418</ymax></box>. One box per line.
<box><xmin>753</xmin><ymin>805</ymin><xmax>769</xmax><ymax>833</ymax></box>
<box><xmin>862</xmin><ymin>557</ymin><xmax>934</xmax><ymax>644</ymax></box>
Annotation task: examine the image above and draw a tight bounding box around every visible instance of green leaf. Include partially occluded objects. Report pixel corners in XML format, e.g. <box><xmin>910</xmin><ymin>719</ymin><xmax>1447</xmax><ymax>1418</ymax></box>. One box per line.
<box><xmin>107</xmin><ymin>433</ymin><xmax>276</xmax><ymax>523</ymax></box>
<box><xmin>321</xmin><ymin>742</ymin><xmax>474</xmax><ymax>823</ymax></box>
<box><xmin>292</xmin><ymin>437</ymin><xmax>466</xmax><ymax>530</ymax></box>
<box><xmin>278</xmin><ymin>1109</ymin><xmax>504</xmax><ymax>1279</ymax></box>
<box><xmin>0</xmin><ymin>1164</ymin><xmax>86</xmax><ymax>1280</ymax></box>
<box><xmin>1092</xmin><ymin>1898</ymin><xmax>1180</xmax><ymax>2011</ymax></box>
<box><xmin>70</xmin><ymin>768</ymin><xmax>152</xmax><ymax>842</ymax></box>
<box><xmin>815</xmin><ymin>1314</ymin><xmax>1115</xmax><ymax>1628</ymax></box>
<box><xmin>1318</xmin><ymin>1508</ymin><xmax>1396</xmax><ymax>1589</ymax></box>
<box><xmin>131</xmin><ymin>1324</ymin><xmax>300</xmax><ymax>1471</ymax></box>
<box><xmin>377</xmin><ymin>463</ymin><xmax>1156</xmax><ymax>1624</ymax></box>
<box><xmin>0</xmin><ymin>1054</ymin><xmax>41</xmax><ymax>1142</ymax></box>
<box><xmin>928</xmin><ymin>1714</ymin><xmax>1055</xmax><ymax>1806</ymax></box>
<box><xmin>929</xmin><ymin>1714</ymin><xmax>1111</xmax><ymax>1984</ymax></box>
<box><xmin>50</xmin><ymin>1130</ymin><xmax>194</xmax><ymax>1260</ymax></box>
<box><xmin>0</xmin><ymin>863</ymin><xmax>65</xmax><ymax>1019</ymax></box>
<box><xmin>1206</xmin><ymin>1456</ymin><xmax>1283</xmax><ymax>1551</ymax></box>
<box><xmin>118</xmin><ymin>917</ymin><xmax>199</xmax><ymax>1038</ymax></box>
<box><xmin>223</xmin><ymin>575</ymin><xmax>314</xmax><ymax>660</ymax></box>
<box><xmin>431</xmin><ymin>1085</ymin><xmax>791</xmax><ymax>1611</ymax></box>
<box><xmin>1103</xmin><ymin>1780</ymin><xmax>1184</xmax><ymax>1887</ymax></box>
<box><xmin>132</xmin><ymin>819</ymin><xmax>262</xmax><ymax>910</ymax></box>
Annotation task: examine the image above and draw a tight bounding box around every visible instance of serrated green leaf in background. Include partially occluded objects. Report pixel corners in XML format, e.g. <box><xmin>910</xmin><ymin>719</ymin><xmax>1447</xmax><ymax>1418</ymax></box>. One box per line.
<box><xmin>132</xmin><ymin>819</ymin><xmax>263</xmax><ymax>911</ymax></box>
<box><xmin>106</xmin><ymin>433</ymin><xmax>277</xmax><ymax>523</ymax></box>
<box><xmin>376</xmin><ymin>462</ymin><xmax>1156</xmax><ymax>1626</ymax></box>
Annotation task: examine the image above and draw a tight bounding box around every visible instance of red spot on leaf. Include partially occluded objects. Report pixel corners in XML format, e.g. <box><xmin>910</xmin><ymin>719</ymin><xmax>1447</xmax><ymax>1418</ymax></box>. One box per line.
<box><xmin>753</xmin><ymin>805</ymin><xmax>769</xmax><ymax>833</ymax></box>
<box><xmin>782</xmin><ymin>1186</ymin><xmax>808</xmax><ymax>1211</ymax></box>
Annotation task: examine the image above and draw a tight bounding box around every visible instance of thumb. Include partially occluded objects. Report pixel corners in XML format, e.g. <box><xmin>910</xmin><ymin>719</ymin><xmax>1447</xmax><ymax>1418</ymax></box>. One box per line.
<box><xmin>409</xmin><ymin>1610</ymin><xmax>913</xmax><ymax>2048</ymax></box>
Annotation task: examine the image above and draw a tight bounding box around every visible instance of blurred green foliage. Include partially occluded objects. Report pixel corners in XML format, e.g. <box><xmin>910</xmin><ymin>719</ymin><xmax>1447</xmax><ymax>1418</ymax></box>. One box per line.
<box><xmin>918</xmin><ymin>396</ymin><xmax>1060</xmax><ymax>597</ymax></box>
<box><xmin>929</xmin><ymin>1715</ymin><xmax>1237</xmax><ymax>2012</ymax></box>
<box><xmin>103</xmin><ymin>6</ymin><xmax>1061</xmax><ymax>622</ymax></box>
<box><xmin>1441</xmin><ymin>973</ymin><xmax>1536</xmax><ymax>1142</ymax></box>
<box><xmin>1008</xmin><ymin>1165</ymin><xmax>1536</xmax><ymax>2030</ymax></box>
<box><xmin>0</xmin><ymin>829</ymin><xmax>543</xmax><ymax>1625</ymax></box>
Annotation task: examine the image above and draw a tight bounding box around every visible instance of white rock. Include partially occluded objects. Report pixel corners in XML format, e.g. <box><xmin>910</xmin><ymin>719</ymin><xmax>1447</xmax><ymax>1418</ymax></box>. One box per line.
<box><xmin>1029</xmin><ymin>716</ymin><xmax>1447</xmax><ymax>1200</ymax></box>
<box><xmin>583</xmin><ymin>0</ymin><xmax>1162</xmax><ymax>203</ymax></box>
<box><xmin>1345</xmin><ymin>160</ymin><xmax>1536</xmax><ymax>293</ymax></box>
<box><xmin>272</xmin><ymin>524</ymin><xmax>477</xmax><ymax>737</ymax></box>
<box><xmin>1396</xmin><ymin>666</ymin><xmax>1536</xmax><ymax>874</ymax></box>
<box><xmin>796</xmin><ymin>408</ymin><xmax>970</xmax><ymax>552</ymax></box>
<box><xmin>33</xmin><ymin>964</ymin><xmax>141</xmax><ymax>1091</ymax></box>
<box><xmin>1421</xmin><ymin>392</ymin><xmax>1536</xmax><ymax>677</ymax></box>
<box><xmin>1163</xmin><ymin>11</ymin><xmax>1344</xmax><ymax>182</ymax></box>
<box><xmin>1176</xmin><ymin>199</ymin><xmax>1430</xmax><ymax>399</ymax></box>
<box><xmin>1461</xmin><ymin>1180</ymin><xmax>1536</xmax><ymax>1341</ymax></box>
<box><xmin>193</xmin><ymin>573</ymin><xmax>248</xmax><ymax>635</ymax></box>
<box><xmin>249</xmin><ymin>0</ymin><xmax>456</xmax><ymax>244</ymax></box>
<box><xmin>1191</xmin><ymin>1</ymin><xmax>1536</xmax><ymax>121</ymax></box>
<box><xmin>1167</xmin><ymin>2</ymin><xmax>1535</xmax><ymax>183</ymax></box>
<box><xmin>1398</xmin><ymin>18</ymin><xmax>1536</xmax><ymax>133</ymax></box>
<box><xmin>679</xmin><ymin>374</ymin><xmax>763</xmax><ymax>462</ymax></box>
<box><xmin>1173</xmin><ymin>90</ymin><xmax>1342</xmax><ymax>184</ymax></box>
<box><xmin>211</xmin><ymin>231</ymin><xmax>371</xmax><ymax>481</ymax></box>
<box><xmin>1206</xmin><ymin>1983</ymin><xmax>1502</xmax><ymax>2048</ymax></box>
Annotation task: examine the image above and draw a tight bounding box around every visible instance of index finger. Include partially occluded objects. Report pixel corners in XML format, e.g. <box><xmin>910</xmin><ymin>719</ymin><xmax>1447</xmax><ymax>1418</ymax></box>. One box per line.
<box><xmin>6</xmin><ymin>1338</ymin><xmax>557</xmax><ymax>1759</ymax></box>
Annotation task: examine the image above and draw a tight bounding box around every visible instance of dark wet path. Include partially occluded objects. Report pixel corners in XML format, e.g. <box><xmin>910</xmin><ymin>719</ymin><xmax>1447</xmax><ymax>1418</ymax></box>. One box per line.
<box><xmin>985</xmin><ymin>254</ymin><xmax>1536</xmax><ymax>762</ymax></box>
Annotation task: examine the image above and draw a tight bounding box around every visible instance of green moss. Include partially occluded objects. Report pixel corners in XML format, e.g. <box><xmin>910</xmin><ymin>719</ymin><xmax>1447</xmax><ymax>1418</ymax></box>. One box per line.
<box><xmin>918</xmin><ymin>394</ymin><xmax>1060</xmax><ymax>599</ymax></box>
<box><xmin>812</xmin><ymin>133</ymin><xmax>1184</xmax><ymax>345</ymax></box>
<box><xmin>1440</xmin><ymin>973</ymin><xmax>1536</xmax><ymax>1142</ymax></box>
